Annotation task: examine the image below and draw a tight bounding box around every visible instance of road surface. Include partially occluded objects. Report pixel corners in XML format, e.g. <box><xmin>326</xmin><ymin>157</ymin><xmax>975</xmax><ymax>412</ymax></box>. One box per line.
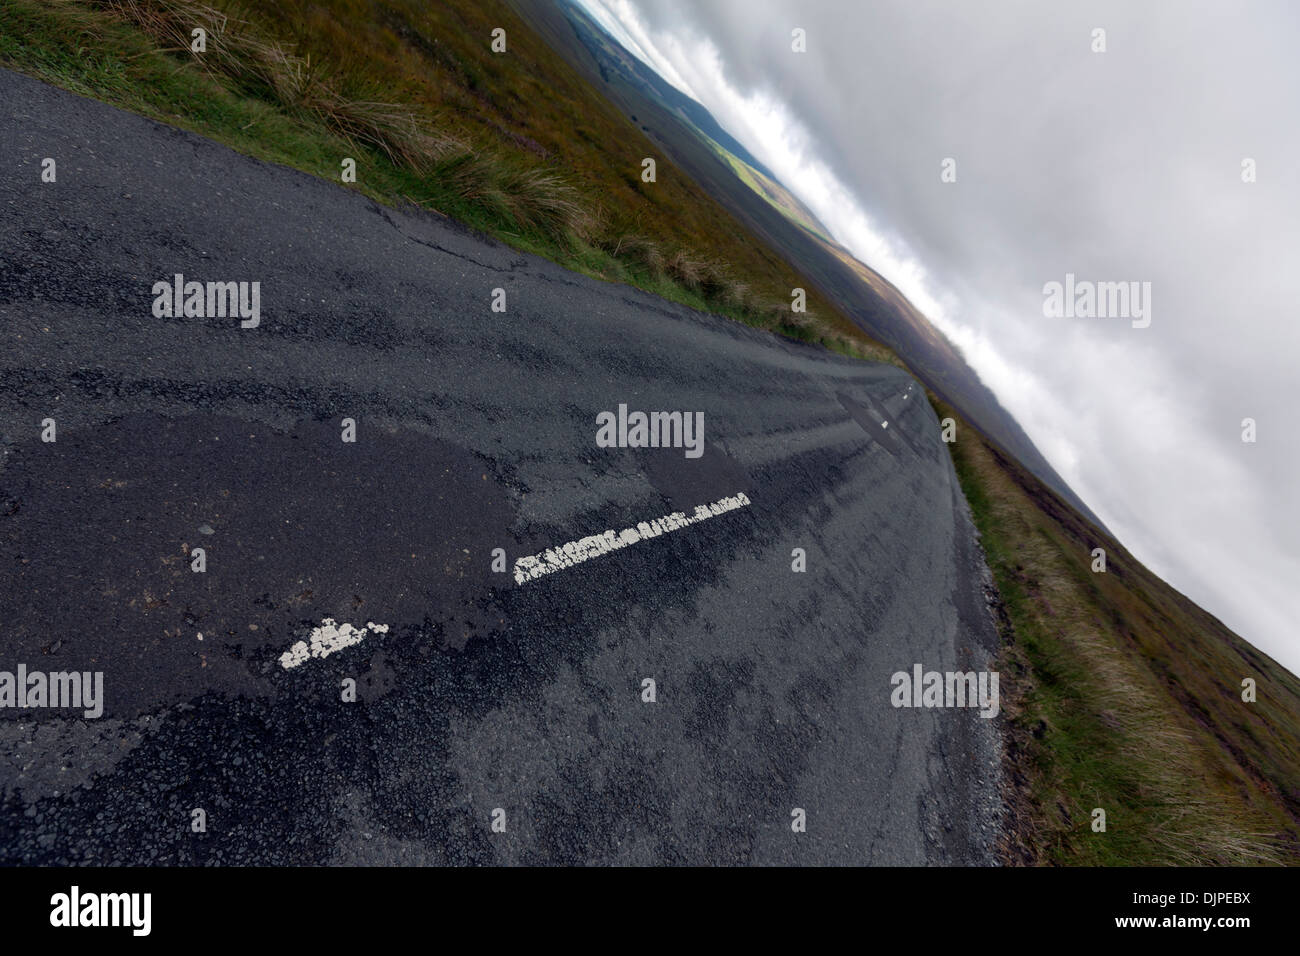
<box><xmin>0</xmin><ymin>69</ymin><xmax>1001</xmax><ymax>865</ymax></box>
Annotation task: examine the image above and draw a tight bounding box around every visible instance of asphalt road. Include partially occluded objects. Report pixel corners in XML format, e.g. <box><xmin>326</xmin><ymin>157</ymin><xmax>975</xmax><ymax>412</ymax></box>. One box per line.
<box><xmin>0</xmin><ymin>69</ymin><xmax>1002</xmax><ymax>865</ymax></box>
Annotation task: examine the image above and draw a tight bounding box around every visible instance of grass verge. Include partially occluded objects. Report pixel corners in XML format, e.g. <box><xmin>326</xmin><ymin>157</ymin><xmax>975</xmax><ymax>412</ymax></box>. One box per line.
<box><xmin>0</xmin><ymin>0</ymin><xmax>895</xmax><ymax>364</ymax></box>
<box><xmin>934</xmin><ymin>395</ymin><xmax>1300</xmax><ymax>864</ymax></box>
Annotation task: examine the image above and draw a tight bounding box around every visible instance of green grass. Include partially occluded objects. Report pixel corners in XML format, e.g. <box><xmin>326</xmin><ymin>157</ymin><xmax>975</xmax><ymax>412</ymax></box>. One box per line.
<box><xmin>936</xmin><ymin>394</ymin><xmax>1300</xmax><ymax>864</ymax></box>
<box><xmin>0</xmin><ymin>0</ymin><xmax>894</xmax><ymax>364</ymax></box>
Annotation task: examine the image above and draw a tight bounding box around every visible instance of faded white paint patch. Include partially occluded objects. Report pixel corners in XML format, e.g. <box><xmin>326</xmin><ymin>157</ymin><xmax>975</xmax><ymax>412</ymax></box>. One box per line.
<box><xmin>279</xmin><ymin>619</ymin><xmax>390</xmax><ymax>670</ymax></box>
<box><xmin>514</xmin><ymin>491</ymin><xmax>751</xmax><ymax>585</ymax></box>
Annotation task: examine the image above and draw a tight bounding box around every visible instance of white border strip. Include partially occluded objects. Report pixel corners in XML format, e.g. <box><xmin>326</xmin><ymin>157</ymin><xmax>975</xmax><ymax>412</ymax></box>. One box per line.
<box><xmin>513</xmin><ymin>492</ymin><xmax>751</xmax><ymax>585</ymax></box>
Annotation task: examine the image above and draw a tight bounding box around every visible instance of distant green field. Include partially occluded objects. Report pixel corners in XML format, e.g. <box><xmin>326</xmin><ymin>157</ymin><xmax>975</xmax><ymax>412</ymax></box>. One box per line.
<box><xmin>700</xmin><ymin>134</ymin><xmax>837</xmax><ymax>245</ymax></box>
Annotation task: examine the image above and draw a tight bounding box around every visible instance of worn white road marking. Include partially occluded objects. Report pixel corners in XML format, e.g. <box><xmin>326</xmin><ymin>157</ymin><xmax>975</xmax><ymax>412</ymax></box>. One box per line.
<box><xmin>514</xmin><ymin>492</ymin><xmax>752</xmax><ymax>585</ymax></box>
<box><xmin>279</xmin><ymin>618</ymin><xmax>390</xmax><ymax>670</ymax></box>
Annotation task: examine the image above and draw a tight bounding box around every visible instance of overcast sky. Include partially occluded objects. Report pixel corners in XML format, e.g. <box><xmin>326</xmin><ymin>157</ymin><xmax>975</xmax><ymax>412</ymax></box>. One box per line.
<box><xmin>577</xmin><ymin>0</ymin><xmax>1300</xmax><ymax>674</ymax></box>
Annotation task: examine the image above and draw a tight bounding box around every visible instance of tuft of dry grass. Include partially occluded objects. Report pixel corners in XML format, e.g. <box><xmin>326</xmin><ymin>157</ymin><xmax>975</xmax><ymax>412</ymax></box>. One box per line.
<box><xmin>495</xmin><ymin>166</ymin><xmax>598</xmax><ymax>241</ymax></box>
<box><xmin>664</xmin><ymin>249</ymin><xmax>705</xmax><ymax>291</ymax></box>
<box><xmin>607</xmin><ymin>234</ymin><xmax>665</xmax><ymax>276</ymax></box>
<box><xmin>435</xmin><ymin>154</ymin><xmax>596</xmax><ymax>242</ymax></box>
<box><xmin>89</xmin><ymin>0</ymin><xmax>602</xmax><ymax>241</ymax></box>
<box><xmin>102</xmin><ymin>0</ymin><xmax>462</xmax><ymax>168</ymax></box>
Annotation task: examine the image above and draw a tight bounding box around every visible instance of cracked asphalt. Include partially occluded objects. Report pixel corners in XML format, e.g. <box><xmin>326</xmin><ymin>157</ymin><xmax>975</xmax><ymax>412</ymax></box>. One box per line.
<box><xmin>0</xmin><ymin>69</ymin><xmax>1002</xmax><ymax>865</ymax></box>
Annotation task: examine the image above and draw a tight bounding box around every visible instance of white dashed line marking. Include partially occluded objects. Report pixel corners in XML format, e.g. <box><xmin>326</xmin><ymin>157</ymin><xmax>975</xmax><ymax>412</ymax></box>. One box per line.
<box><xmin>513</xmin><ymin>491</ymin><xmax>752</xmax><ymax>585</ymax></box>
<box><xmin>279</xmin><ymin>618</ymin><xmax>390</xmax><ymax>670</ymax></box>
